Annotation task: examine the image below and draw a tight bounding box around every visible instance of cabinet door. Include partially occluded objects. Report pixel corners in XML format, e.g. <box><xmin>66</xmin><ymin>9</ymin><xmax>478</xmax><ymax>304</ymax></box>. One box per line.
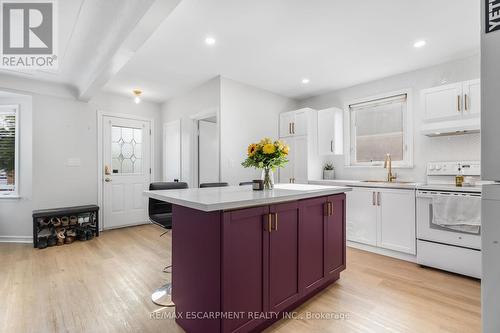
<box><xmin>377</xmin><ymin>189</ymin><xmax>416</xmax><ymax>254</ymax></box>
<box><xmin>298</xmin><ymin>196</ymin><xmax>327</xmax><ymax>295</ymax></box>
<box><xmin>279</xmin><ymin>112</ymin><xmax>294</xmax><ymax>137</ymax></box>
<box><xmin>268</xmin><ymin>202</ymin><xmax>300</xmax><ymax>312</ymax></box>
<box><xmin>422</xmin><ymin>82</ymin><xmax>463</xmax><ymax>122</ymax></box>
<box><xmin>463</xmin><ymin>79</ymin><xmax>480</xmax><ymax>117</ymax></box>
<box><xmin>346</xmin><ymin>187</ymin><xmax>378</xmax><ymax>246</ymax></box>
<box><xmin>293</xmin><ymin>136</ymin><xmax>308</xmax><ymax>183</ymax></box>
<box><xmin>222</xmin><ymin>206</ymin><xmax>270</xmax><ymax>333</ymax></box>
<box><xmin>293</xmin><ymin>109</ymin><xmax>308</xmax><ymax>136</ymax></box>
<box><xmin>325</xmin><ymin>194</ymin><xmax>346</xmax><ymax>278</ymax></box>
<box><xmin>318</xmin><ymin>108</ymin><xmax>335</xmax><ymax>155</ymax></box>
<box><xmin>279</xmin><ymin>137</ymin><xmax>294</xmax><ymax>183</ymax></box>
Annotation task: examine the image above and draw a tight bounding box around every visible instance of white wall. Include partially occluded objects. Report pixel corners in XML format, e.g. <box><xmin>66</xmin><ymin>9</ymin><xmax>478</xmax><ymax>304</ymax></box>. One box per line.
<box><xmin>299</xmin><ymin>55</ymin><xmax>481</xmax><ymax>182</ymax></box>
<box><xmin>161</xmin><ymin>77</ymin><xmax>221</xmax><ymax>187</ymax></box>
<box><xmin>220</xmin><ymin>77</ymin><xmax>298</xmax><ymax>185</ymax></box>
<box><xmin>0</xmin><ymin>93</ymin><xmax>33</xmax><ymax>242</ymax></box>
<box><xmin>0</xmin><ymin>76</ymin><xmax>162</xmax><ymax>240</ymax></box>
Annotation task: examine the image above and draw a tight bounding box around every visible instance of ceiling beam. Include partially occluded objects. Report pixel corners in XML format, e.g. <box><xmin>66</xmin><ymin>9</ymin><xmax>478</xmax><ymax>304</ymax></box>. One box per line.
<box><xmin>77</xmin><ymin>0</ymin><xmax>182</xmax><ymax>101</ymax></box>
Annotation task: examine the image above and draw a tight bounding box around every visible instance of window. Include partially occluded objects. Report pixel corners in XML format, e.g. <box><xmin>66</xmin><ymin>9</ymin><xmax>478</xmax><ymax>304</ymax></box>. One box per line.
<box><xmin>0</xmin><ymin>105</ymin><xmax>19</xmax><ymax>196</ymax></box>
<box><xmin>348</xmin><ymin>92</ymin><xmax>412</xmax><ymax>167</ymax></box>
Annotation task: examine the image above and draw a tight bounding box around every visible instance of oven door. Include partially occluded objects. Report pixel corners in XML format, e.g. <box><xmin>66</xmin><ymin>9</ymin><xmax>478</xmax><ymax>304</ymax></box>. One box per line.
<box><xmin>416</xmin><ymin>190</ymin><xmax>481</xmax><ymax>250</ymax></box>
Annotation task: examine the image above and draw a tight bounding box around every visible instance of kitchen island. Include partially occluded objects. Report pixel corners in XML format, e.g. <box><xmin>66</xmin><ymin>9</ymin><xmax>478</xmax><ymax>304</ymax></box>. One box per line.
<box><xmin>144</xmin><ymin>183</ymin><xmax>351</xmax><ymax>333</ymax></box>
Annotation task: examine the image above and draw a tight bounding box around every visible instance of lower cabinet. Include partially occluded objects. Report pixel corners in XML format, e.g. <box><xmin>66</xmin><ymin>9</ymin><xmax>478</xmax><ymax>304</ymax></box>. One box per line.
<box><xmin>346</xmin><ymin>187</ymin><xmax>416</xmax><ymax>255</ymax></box>
<box><xmin>222</xmin><ymin>194</ymin><xmax>346</xmax><ymax>333</ymax></box>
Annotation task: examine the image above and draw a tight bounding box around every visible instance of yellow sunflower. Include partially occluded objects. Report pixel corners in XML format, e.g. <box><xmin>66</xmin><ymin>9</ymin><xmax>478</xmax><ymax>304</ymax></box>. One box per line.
<box><xmin>282</xmin><ymin>145</ymin><xmax>289</xmax><ymax>155</ymax></box>
<box><xmin>247</xmin><ymin>143</ymin><xmax>258</xmax><ymax>156</ymax></box>
<box><xmin>262</xmin><ymin>143</ymin><xmax>276</xmax><ymax>154</ymax></box>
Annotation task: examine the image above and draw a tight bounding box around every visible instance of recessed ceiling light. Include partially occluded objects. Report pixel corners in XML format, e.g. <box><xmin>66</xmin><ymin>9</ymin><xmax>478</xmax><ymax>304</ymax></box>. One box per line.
<box><xmin>133</xmin><ymin>89</ymin><xmax>142</xmax><ymax>104</ymax></box>
<box><xmin>302</xmin><ymin>78</ymin><xmax>310</xmax><ymax>84</ymax></box>
<box><xmin>413</xmin><ymin>40</ymin><xmax>426</xmax><ymax>48</ymax></box>
<box><xmin>205</xmin><ymin>37</ymin><xmax>216</xmax><ymax>45</ymax></box>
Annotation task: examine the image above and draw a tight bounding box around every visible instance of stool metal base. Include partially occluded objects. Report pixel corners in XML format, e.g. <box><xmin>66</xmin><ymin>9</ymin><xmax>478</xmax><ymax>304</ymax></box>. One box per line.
<box><xmin>152</xmin><ymin>283</ymin><xmax>175</xmax><ymax>307</ymax></box>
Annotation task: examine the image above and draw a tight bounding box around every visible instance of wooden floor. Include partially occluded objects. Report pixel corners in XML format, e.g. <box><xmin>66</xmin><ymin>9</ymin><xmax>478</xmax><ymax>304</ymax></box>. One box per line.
<box><xmin>0</xmin><ymin>225</ymin><xmax>480</xmax><ymax>333</ymax></box>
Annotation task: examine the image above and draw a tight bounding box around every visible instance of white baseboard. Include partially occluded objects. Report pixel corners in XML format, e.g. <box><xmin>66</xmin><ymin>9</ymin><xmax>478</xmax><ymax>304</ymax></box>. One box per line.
<box><xmin>0</xmin><ymin>235</ymin><xmax>33</xmax><ymax>244</ymax></box>
<box><xmin>347</xmin><ymin>240</ymin><xmax>417</xmax><ymax>263</ymax></box>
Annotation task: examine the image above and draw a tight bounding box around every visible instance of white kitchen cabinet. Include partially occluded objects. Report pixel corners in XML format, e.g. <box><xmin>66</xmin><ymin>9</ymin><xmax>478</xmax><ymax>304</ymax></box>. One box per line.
<box><xmin>279</xmin><ymin>108</ymin><xmax>311</xmax><ymax>138</ymax></box>
<box><xmin>317</xmin><ymin>107</ymin><xmax>343</xmax><ymax>155</ymax></box>
<box><xmin>346</xmin><ymin>188</ymin><xmax>378</xmax><ymax>246</ymax></box>
<box><xmin>278</xmin><ymin>108</ymin><xmax>322</xmax><ymax>184</ymax></box>
<box><xmin>377</xmin><ymin>188</ymin><xmax>416</xmax><ymax>254</ymax></box>
<box><xmin>293</xmin><ymin>110</ymin><xmax>308</xmax><ymax>136</ymax></box>
<box><xmin>422</xmin><ymin>82</ymin><xmax>463</xmax><ymax>122</ymax></box>
<box><xmin>346</xmin><ymin>186</ymin><xmax>416</xmax><ymax>255</ymax></box>
<box><xmin>279</xmin><ymin>112</ymin><xmax>295</xmax><ymax>137</ymax></box>
<box><xmin>462</xmin><ymin>79</ymin><xmax>480</xmax><ymax>117</ymax></box>
<box><xmin>421</xmin><ymin>79</ymin><xmax>480</xmax><ymax>122</ymax></box>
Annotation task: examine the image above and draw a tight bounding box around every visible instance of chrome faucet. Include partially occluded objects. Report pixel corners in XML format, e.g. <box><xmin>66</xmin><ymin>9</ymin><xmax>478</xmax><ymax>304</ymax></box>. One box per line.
<box><xmin>383</xmin><ymin>153</ymin><xmax>397</xmax><ymax>182</ymax></box>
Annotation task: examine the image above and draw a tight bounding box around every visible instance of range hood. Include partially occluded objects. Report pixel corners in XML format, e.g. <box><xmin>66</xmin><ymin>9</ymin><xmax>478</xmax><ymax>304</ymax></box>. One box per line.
<box><xmin>421</xmin><ymin>118</ymin><xmax>480</xmax><ymax>137</ymax></box>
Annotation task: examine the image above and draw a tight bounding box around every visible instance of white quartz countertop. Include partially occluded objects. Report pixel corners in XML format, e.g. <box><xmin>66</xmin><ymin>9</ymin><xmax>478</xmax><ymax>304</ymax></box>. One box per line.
<box><xmin>144</xmin><ymin>183</ymin><xmax>351</xmax><ymax>212</ymax></box>
<box><xmin>309</xmin><ymin>179</ymin><xmax>419</xmax><ymax>190</ymax></box>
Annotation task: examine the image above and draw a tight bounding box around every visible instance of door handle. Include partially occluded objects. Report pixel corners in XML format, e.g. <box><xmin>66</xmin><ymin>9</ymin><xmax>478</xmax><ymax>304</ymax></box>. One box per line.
<box><xmin>327</xmin><ymin>202</ymin><xmax>333</xmax><ymax>216</ymax></box>
<box><xmin>265</xmin><ymin>213</ymin><xmax>272</xmax><ymax>232</ymax></box>
<box><xmin>330</xmin><ymin>140</ymin><xmax>333</xmax><ymax>152</ymax></box>
<box><xmin>377</xmin><ymin>192</ymin><xmax>381</xmax><ymax>206</ymax></box>
<box><xmin>465</xmin><ymin>94</ymin><xmax>468</xmax><ymax>111</ymax></box>
<box><xmin>288</xmin><ymin>123</ymin><xmax>291</xmax><ymax>134</ymax></box>
<box><xmin>372</xmin><ymin>192</ymin><xmax>376</xmax><ymax>206</ymax></box>
<box><xmin>292</xmin><ymin>122</ymin><xmax>295</xmax><ymax>134</ymax></box>
<box><xmin>104</xmin><ymin>177</ymin><xmax>112</xmax><ymax>182</ymax></box>
<box><xmin>104</xmin><ymin>165</ymin><xmax>111</xmax><ymax>175</ymax></box>
<box><xmin>457</xmin><ymin>95</ymin><xmax>461</xmax><ymax>112</ymax></box>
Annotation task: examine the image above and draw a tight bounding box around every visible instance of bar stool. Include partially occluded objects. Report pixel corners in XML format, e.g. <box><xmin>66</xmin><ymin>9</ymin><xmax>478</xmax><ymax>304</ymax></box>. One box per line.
<box><xmin>149</xmin><ymin>181</ymin><xmax>188</xmax><ymax>307</ymax></box>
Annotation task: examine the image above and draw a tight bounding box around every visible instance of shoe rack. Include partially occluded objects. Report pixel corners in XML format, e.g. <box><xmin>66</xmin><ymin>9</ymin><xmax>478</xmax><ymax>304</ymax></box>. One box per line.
<box><xmin>32</xmin><ymin>205</ymin><xmax>100</xmax><ymax>249</ymax></box>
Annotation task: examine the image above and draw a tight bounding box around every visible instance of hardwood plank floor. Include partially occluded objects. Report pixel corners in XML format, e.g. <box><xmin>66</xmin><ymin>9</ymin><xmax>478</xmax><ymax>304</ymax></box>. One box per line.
<box><xmin>0</xmin><ymin>225</ymin><xmax>480</xmax><ymax>333</ymax></box>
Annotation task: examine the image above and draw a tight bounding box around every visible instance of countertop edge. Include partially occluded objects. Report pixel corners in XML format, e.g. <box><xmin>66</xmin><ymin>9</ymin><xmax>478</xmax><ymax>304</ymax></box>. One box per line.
<box><xmin>145</xmin><ymin>187</ymin><xmax>351</xmax><ymax>212</ymax></box>
<box><xmin>308</xmin><ymin>179</ymin><xmax>419</xmax><ymax>190</ymax></box>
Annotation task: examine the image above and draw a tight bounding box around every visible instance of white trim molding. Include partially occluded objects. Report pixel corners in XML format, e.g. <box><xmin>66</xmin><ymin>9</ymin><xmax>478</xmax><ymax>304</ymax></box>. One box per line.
<box><xmin>0</xmin><ymin>235</ymin><xmax>33</xmax><ymax>243</ymax></box>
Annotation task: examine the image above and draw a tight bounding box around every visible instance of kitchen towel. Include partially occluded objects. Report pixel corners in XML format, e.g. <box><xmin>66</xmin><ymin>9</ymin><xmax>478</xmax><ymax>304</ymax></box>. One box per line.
<box><xmin>432</xmin><ymin>195</ymin><xmax>481</xmax><ymax>234</ymax></box>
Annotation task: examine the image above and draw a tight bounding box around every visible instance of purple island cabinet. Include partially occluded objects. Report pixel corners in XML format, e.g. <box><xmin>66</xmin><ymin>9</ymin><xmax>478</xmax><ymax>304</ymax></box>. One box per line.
<box><xmin>171</xmin><ymin>193</ymin><xmax>346</xmax><ymax>333</ymax></box>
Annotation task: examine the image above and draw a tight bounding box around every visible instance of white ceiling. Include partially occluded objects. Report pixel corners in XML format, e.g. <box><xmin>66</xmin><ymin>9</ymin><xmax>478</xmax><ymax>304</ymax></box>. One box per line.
<box><xmin>103</xmin><ymin>0</ymin><xmax>480</xmax><ymax>103</ymax></box>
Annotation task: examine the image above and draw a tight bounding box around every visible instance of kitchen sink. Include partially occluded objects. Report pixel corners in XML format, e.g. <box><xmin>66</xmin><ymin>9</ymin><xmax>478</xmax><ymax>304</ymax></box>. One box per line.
<box><xmin>361</xmin><ymin>180</ymin><xmax>415</xmax><ymax>184</ymax></box>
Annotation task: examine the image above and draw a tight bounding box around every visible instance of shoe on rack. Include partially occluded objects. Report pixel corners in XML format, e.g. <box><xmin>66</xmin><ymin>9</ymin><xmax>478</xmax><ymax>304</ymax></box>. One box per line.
<box><xmin>69</xmin><ymin>216</ymin><xmax>78</xmax><ymax>226</ymax></box>
<box><xmin>51</xmin><ymin>217</ymin><xmax>61</xmax><ymax>227</ymax></box>
<box><xmin>39</xmin><ymin>217</ymin><xmax>50</xmax><ymax>227</ymax></box>
<box><xmin>47</xmin><ymin>235</ymin><xmax>57</xmax><ymax>247</ymax></box>
<box><xmin>61</xmin><ymin>216</ymin><xmax>69</xmax><ymax>227</ymax></box>
<box><xmin>38</xmin><ymin>237</ymin><xmax>48</xmax><ymax>249</ymax></box>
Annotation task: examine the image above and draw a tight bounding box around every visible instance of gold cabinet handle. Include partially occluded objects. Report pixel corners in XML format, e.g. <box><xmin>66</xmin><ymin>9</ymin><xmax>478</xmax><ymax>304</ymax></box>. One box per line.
<box><xmin>329</xmin><ymin>202</ymin><xmax>333</xmax><ymax>216</ymax></box>
<box><xmin>288</xmin><ymin>123</ymin><xmax>291</xmax><ymax>134</ymax></box>
<box><xmin>292</xmin><ymin>122</ymin><xmax>295</xmax><ymax>134</ymax></box>
<box><xmin>271</xmin><ymin>213</ymin><xmax>278</xmax><ymax>231</ymax></box>
<box><xmin>377</xmin><ymin>192</ymin><xmax>381</xmax><ymax>206</ymax></box>
<box><xmin>465</xmin><ymin>94</ymin><xmax>468</xmax><ymax>111</ymax></box>
<box><xmin>265</xmin><ymin>213</ymin><xmax>272</xmax><ymax>232</ymax></box>
<box><xmin>457</xmin><ymin>95</ymin><xmax>461</xmax><ymax>112</ymax></box>
<box><xmin>324</xmin><ymin>202</ymin><xmax>329</xmax><ymax>216</ymax></box>
<box><xmin>372</xmin><ymin>192</ymin><xmax>376</xmax><ymax>206</ymax></box>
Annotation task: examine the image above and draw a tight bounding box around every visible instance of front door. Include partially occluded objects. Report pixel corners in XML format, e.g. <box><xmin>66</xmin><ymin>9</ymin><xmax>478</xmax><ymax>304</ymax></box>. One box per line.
<box><xmin>102</xmin><ymin>116</ymin><xmax>151</xmax><ymax>229</ymax></box>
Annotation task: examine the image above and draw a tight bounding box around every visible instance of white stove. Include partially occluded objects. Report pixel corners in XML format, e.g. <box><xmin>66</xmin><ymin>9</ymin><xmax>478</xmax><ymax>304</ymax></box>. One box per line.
<box><xmin>416</xmin><ymin>161</ymin><xmax>482</xmax><ymax>279</ymax></box>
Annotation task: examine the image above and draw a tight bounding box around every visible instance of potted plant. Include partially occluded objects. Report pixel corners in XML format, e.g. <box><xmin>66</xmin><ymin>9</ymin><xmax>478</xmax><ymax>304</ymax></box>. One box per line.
<box><xmin>241</xmin><ymin>138</ymin><xmax>289</xmax><ymax>190</ymax></box>
<box><xmin>323</xmin><ymin>163</ymin><xmax>335</xmax><ymax>180</ymax></box>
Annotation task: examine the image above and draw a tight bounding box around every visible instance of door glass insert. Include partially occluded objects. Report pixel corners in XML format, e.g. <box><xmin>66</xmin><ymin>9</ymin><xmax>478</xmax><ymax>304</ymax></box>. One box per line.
<box><xmin>111</xmin><ymin>125</ymin><xmax>142</xmax><ymax>174</ymax></box>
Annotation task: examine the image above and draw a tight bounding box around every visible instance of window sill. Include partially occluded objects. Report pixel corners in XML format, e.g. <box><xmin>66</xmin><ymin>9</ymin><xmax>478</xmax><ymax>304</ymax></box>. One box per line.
<box><xmin>345</xmin><ymin>164</ymin><xmax>414</xmax><ymax>169</ymax></box>
<box><xmin>0</xmin><ymin>194</ymin><xmax>21</xmax><ymax>199</ymax></box>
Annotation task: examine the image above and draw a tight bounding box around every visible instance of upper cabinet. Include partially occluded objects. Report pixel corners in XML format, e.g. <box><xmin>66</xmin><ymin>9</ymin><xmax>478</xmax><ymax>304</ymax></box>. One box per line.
<box><xmin>317</xmin><ymin>107</ymin><xmax>343</xmax><ymax>155</ymax></box>
<box><xmin>421</xmin><ymin>79</ymin><xmax>480</xmax><ymax>122</ymax></box>
<box><xmin>279</xmin><ymin>108</ymin><xmax>322</xmax><ymax>183</ymax></box>
<box><xmin>279</xmin><ymin>108</ymin><xmax>310</xmax><ymax>137</ymax></box>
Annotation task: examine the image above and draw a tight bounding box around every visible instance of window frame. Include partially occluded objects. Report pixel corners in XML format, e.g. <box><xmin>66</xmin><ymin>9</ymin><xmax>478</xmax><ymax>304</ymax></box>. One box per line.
<box><xmin>345</xmin><ymin>89</ymin><xmax>413</xmax><ymax>168</ymax></box>
<box><xmin>0</xmin><ymin>104</ymin><xmax>20</xmax><ymax>198</ymax></box>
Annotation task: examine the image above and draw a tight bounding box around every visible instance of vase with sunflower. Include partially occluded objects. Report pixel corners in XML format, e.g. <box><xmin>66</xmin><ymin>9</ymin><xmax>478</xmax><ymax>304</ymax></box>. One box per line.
<box><xmin>241</xmin><ymin>138</ymin><xmax>290</xmax><ymax>190</ymax></box>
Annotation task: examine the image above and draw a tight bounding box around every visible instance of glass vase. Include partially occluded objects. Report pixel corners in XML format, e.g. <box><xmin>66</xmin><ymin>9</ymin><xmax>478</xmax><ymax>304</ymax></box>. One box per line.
<box><xmin>261</xmin><ymin>168</ymin><xmax>274</xmax><ymax>190</ymax></box>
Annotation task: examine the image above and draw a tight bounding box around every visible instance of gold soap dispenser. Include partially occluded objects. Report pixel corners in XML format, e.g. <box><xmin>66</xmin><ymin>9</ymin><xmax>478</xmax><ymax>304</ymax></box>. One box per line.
<box><xmin>455</xmin><ymin>164</ymin><xmax>464</xmax><ymax>187</ymax></box>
